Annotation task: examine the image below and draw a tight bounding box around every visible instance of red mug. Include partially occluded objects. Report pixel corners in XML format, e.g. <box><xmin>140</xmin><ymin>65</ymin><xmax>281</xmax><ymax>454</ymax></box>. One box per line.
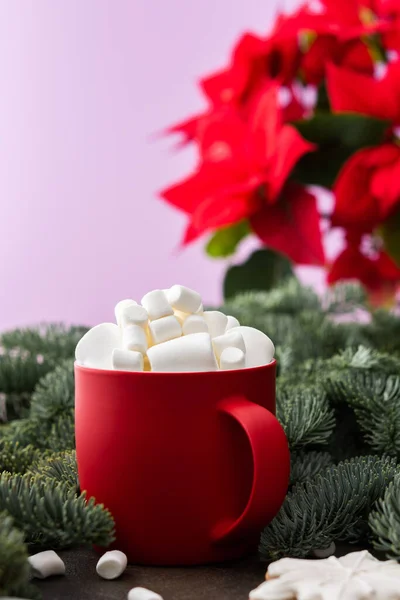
<box><xmin>75</xmin><ymin>360</ymin><xmax>289</xmax><ymax>565</ymax></box>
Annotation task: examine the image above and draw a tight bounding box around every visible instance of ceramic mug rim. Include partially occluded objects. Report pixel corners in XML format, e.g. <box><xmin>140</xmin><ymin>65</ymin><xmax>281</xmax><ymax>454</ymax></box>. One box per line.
<box><xmin>74</xmin><ymin>359</ymin><xmax>276</xmax><ymax>378</ymax></box>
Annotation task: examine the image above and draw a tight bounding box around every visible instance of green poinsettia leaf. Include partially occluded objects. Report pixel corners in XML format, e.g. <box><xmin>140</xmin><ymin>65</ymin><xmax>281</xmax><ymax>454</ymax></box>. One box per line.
<box><xmin>206</xmin><ymin>221</ymin><xmax>250</xmax><ymax>258</ymax></box>
<box><xmin>223</xmin><ymin>249</ymin><xmax>294</xmax><ymax>300</ymax></box>
<box><xmin>381</xmin><ymin>210</ymin><xmax>400</xmax><ymax>267</ymax></box>
<box><xmin>292</xmin><ymin>113</ymin><xmax>389</xmax><ymax>148</ymax></box>
<box><xmin>292</xmin><ymin>146</ymin><xmax>354</xmax><ymax>188</ymax></box>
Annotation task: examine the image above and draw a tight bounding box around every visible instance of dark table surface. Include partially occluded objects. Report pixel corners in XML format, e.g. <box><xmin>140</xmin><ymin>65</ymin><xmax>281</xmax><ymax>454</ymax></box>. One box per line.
<box><xmin>35</xmin><ymin>544</ymin><xmax>361</xmax><ymax>600</ymax></box>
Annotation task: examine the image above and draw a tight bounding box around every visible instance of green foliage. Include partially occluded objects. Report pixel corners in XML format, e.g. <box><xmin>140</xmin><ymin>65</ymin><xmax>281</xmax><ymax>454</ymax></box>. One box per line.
<box><xmin>277</xmin><ymin>384</ymin><xmax>335</xmax><ymax>449</ymax></box>
<box><xmin>0</xmin><ymin>441</ymin><xmax>43</xmax><ymax>474</ymax></box>
<box><xmin>0</xmin><ymin>511</ymin><xmax>31</xmax><ymax>597</ymax></box>
<box><xmin>1</xmin><ymin>360</ymin><xmax>75</xmax><ymax>452</ymax></box>
<box><xmin>223</xmin><ymin>249</ymin><xmax>293</xmax><ymax>300</ymax></box>
<box><xmin>28</xmin><ymin>451</ymin><xmax>78</xmax><ymax>491</ymax></box>
<box><xmin>381</xmin><ymin>207</ymin><xmax>400</xmax><ymax>267</ymax></box>
<box><xmin>370</xmin><ymin>475</ymin><xmax>400</xmax><ymax>559</ymax></box>
<box><xmin>292</xmin><ymin>113</ymin><xmax>388</xmax><ymax>188</ymax></box>
<box><xmin>0</xmin><ymin>472</ymin><xmax>114</xmax><ymax>548</ymax></box>
<box><xmin>290</xmin><ymin>451</ymin><xmax>333</xmax><ymax>486</ymax></box>
<box><xmin>206</xmin><ymin>221</ymin><xmax>250</xmax><ymax>258</ymax></box>
<box><xmin>0</xmin><ymin>324</ymin><xmax>86</xmax><ymax>422</ymax></box>
<box><xmin>293</xmin><ymin>113</ymin><xmax>388</xmax><ymax>149</ymax></box>
<box><xmin>260</xmin><ymin>456</ymin><xmax>398</xmax><ymax>561</ymax></box>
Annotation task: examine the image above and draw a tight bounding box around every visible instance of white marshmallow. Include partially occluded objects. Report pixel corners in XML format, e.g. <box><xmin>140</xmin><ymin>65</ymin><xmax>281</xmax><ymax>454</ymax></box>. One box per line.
<box><xmin>147</xmin><ymin>333</ymin><xmax>218</xmax><ymax>372</ymax></box>
<box><xmin>203</xmin><ymin>311</ymin><xmax>228</xmax><ymax>338</ymax></box>
<box><xmin>112</xmin><ymin>349</ymin><xmax>144</xmax><ymax>372</ymax></box>
<box><xmin>196</xmin><ymin>302</ymin><xmax>204</xmax><ymax>314</ymax></box>
<box><xmin>123</xmin><ymin>324</ymin><xmax>148</xmax><ymax>354</ymax></box>
<box><xmin>120</xmin><ymin>304</ymin><xmax>148</xmax><ymax>328</ymax></box>
<box><xmin>149</xmin><ymin>315</ymin><xmax>182</xmax><ymax>345</ymax></box>
<box><xmin>29</xmin><ymin>550</ymin><xmax>66</xmax><ymax>579</ymax></box>
<box><xmin>230</xmin><ymin>326</ymin><xmax>275</xmax><ymax>368</ymax></box>
<box><xmin>128</xmin><ymin>588</ymin><xmax>163</xmax><ymax>600</ymax></box>
<box><xmin>174</xmin><ymin>310</ymin><xmax>188</xmax><ymax>325</ymax></box>
<box><xmin>115</xmin><ymin>299</ymin><xmax>137</xmax><ymax>327</ymax></box>
<box><xmin>220</xmin><ymin>347</ymin><xmax>246</xmax><ymax>370</ymax></box>
<box><xmin>212</xmin><ymin>330</ymin><xmax>246</xmax><ymax>362</ymax></box>
<box><xmin>141</xmin><ymin>290</ymin><xmax>173</xmax><ymax>321</ymax></box>
<box><xmin>96</xmin><ymin>550</ymin><xmax>127</xmax><ymax>580</ymax></box>
<box><xmin>225</xmin><ymin>315</ymin><xmax>240</xmax><ymax>331</ymax></box>
<box><xmin>182</xmin><ymin>315</ymin><xmax>209</xmax><ymax>335</ymax></box>
<box><xmin>75</xmin><ymin>323</ymin><xmax>121</xmax><ymax>370</ymax></box>
<box><xmin>166</xmin><ymin>284</ymin><xmax>202</xmax><ymax>314</ymax></box>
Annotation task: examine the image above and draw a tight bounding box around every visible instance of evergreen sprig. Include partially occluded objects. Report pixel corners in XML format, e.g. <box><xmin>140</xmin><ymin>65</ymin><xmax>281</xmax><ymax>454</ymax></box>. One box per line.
<box><xmin>370</xmin><ymin>474</ymin><xmax>400</xmax><ymax>559</ymax></box>
<box><xmin>276</xmin><ymin>384</ymin><xmax>335</xmax><ymax>449</ymax></box>
<box><xmin>260</xmin><ymin>456</ymin><xmax>398</xmax><ymax>561</ymax></box>
<box><xmin>290</xmin><ymin>451</ymin><xmax>333</xmax><ymax>486</ymax></box>
<box><xmin>0</xmin><ymin>511</ymin><xmax>31</xmax><ymax>597</ymax></box>
<box><xmin>0</xmin><ymin>472</ymin><xmax>115</xmax><ymax>548</ymax></box>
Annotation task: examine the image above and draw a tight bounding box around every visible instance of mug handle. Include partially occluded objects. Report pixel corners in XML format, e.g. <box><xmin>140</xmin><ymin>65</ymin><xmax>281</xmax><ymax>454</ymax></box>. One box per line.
<box><xmin>212</xmin><ymin>396</ymin><xmax>290</xmax><ymax>544</ymax></box>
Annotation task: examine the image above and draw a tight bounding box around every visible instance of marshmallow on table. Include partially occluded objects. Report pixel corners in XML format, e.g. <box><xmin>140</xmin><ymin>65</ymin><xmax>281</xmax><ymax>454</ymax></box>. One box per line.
<box><xmin>115</xmin><ymin>299</ymin><xmax>137</xmax><ymax>327</ymax></box>
<box><xmin>96</xmin><ymin>550</ymin><xmax>127</xmax><ymax>580</ymax></box>
<box><xmin>128</xmin><ymin>588</ymin><xmax>163</xmax><ymax>600</ymax></box>
<box><xmin>112</xmin><ymin>349</ymin><xmax>144</xmax><ymax>372</ymax></box>
<box><xmin>75</xmin><ymin>323</ymin><xmax>121</xmax><ymax>370</ymax></box>
<box><xmin>149</xmin><ymin>315</ymin><xmax>182</xmax><ymax>345</ymax></box>
<box><xmin>220</xmin><ymin>347</ymin><xmax>246</xmax><ymax>370</ymax></box>
<box><xmin>230</xmin><ymin>326</ymin><xmax>275</xmax><ymax>368</ymax></box>
<box><xmin>182</xmin><ymin>315</ymin><xmax>208</xmax><ymax>335</ymax></box>
<box><xmin>123</xmin><ymin>324</ymin><xmax>148</xmax><ymax>354</ymax></box>
<box><xmin>203</xmin><ymin>311</ymin><xmax>228</xmax><ymax>338</ymax></box>
<box><xmin>141</xmin><ymin>290</ymin><xmax>173</xmax><ymax>321</ymax></box>
<box><xmin>225</xmin><ymin>315</ymin><xmax>240</xmax><ymax>331</ymax></box>
<box><xmin>147</xmin><ymin>332</ymin><xmax>218</xmax><ymax>372</ymax></box>
<box><xmin>29</xmin><ymin>550</ymin><xmax>65</xmax><ymax>579</ymax></box>
<box><xmin>212</xmin><ymin>330</ymin><xmax>246</xmax><ymax>362</ymax></box>
<box><xmin>120</xmin><ymin>304</ymin><xmax>148</xmax><ymax>328</ymax></box>
<box><xmin>166</xmin><ymin>284</ymin><xmax>202</xmax><ymax>314</ymax></box>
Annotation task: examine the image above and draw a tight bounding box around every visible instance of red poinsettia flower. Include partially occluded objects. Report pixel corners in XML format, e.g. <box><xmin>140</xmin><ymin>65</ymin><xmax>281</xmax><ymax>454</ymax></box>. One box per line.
<box><xmin>301</xmin><ymin>36</ymin><xmax>373</xmax><ymax>85</ymax></box>
<box><xmin>328</xmin><ymin>236</ymin><xmax>400</xmax><ymax>305</ymax></box>
<box><xmin>160</xmin><ymin>83</ymin><xmax>324</xmax><ymax>265</ymax></box>
<box><xmin>169</xmin><ymin>22</ymin><xmax>304</xmax><ymax>144</ymax></box>
<box><xmin>327</xmin><ymin>60</ymin><xmax>400</xmax><ymax>122</ymax></box>
<box><xmin>332</xmin><ymin>144</ymin><xmax>400</xmax><ymax>231</ymax></box>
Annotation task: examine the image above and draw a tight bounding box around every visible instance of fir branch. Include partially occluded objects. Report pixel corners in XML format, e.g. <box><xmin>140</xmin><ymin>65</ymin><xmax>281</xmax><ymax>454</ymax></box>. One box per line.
<box><xmin>1</xmin><ymin>323</ymin><xmax>87</xmax><ymax>362</ymax></box>
<box><xmin>363</xmin><ymin>309</ymin><xmax>400</xmax><ymax>355</ymax></box>
<box><xmin>30</xmin><ymin>359</ymin><xmax>74</xmax><ymax>421</ymax></box>
<box><xmin>28</xmin><ymin>451</ymin><xmax>78</xmax><ymax>492</ymax></box>
<box><xmin>46</xmin><ymin>410</ymin><xmax>75</xmax><ymax>452</ymax></box>
<box><xmin>340</xmin><ymin>371</ymin><xmax>400</xmax><ymax>456</ymax></box>
<box><xmin>276</xmin><ymin>384</ymin><xmax>335</xmax><ymax>449</ymax></box>
<box><xmin>290</xmin><ymin>451</ymin><xmax>333</xmax><ymax>486</ymax></box>
<box><xmin>222</xmin><ymin>278</ymin><xmax>321</xmax><ymax>317</ymax></box>
<box><xmin>370</xmin><ymin>474</ymin><xmax>400</xmax><ymax>560</ymax></box>
<box><xmin>0</xmin><ymin>441</ymin><xmax>43</xmax><ymax>475</ymax></box>
<box><xmin>0</xmin><ymin>472</ymin><xmax>115</xmax><ymax>548</ymax></box>
<box><xmin>0</xmin><ymin>418</ymin><xmax>51</xmax><ymax>449</ymax></box>
<box><xmin>259</xmin><ymin>456</ymin><xmax>398</xmax><ymax>561</ymax></box>
<box><xmin>322</xmin><ymin>282</ymin><xmax>367</xmax><ymax>314</ymax></box>
<box><xmin>0</xmin><ymin>511</ymin><xmax>32</xmax><ymax>597</ymax></box>
<box><xmin>0</xmin><ymin>354</ymin><xmax>50</xmax><ymax>399</ymax></box>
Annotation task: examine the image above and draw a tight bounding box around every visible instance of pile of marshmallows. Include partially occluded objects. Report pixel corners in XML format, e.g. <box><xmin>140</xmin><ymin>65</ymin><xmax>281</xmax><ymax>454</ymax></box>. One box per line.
<box><xmin>75</xmin><ymin>285</ymin><xmax>274</xmax><ymax>373</ymax></box>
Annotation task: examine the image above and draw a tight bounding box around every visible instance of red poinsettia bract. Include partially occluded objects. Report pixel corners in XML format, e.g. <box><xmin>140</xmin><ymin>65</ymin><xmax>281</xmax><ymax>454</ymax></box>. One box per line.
<box><xmin>160</xmin><ymin>84</ymin><xmax>325</xmax><ymax>266</ymax></box>
<box><xmin>332</xmin><ymin>144</ymin><xmax>400</xmax><ymax>231</ymax></box>
<box><xmin>328</xmin><ymin>237</ymin><xmax>400</xmax><ymax>305</ymax></box>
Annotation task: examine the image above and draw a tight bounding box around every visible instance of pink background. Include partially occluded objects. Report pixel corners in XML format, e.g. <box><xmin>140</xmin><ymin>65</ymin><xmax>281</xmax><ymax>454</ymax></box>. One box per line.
<box><xmin>0</xmin><ymin>0</ymin><xmax>324</xmax><ymax>331</ymax></box>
